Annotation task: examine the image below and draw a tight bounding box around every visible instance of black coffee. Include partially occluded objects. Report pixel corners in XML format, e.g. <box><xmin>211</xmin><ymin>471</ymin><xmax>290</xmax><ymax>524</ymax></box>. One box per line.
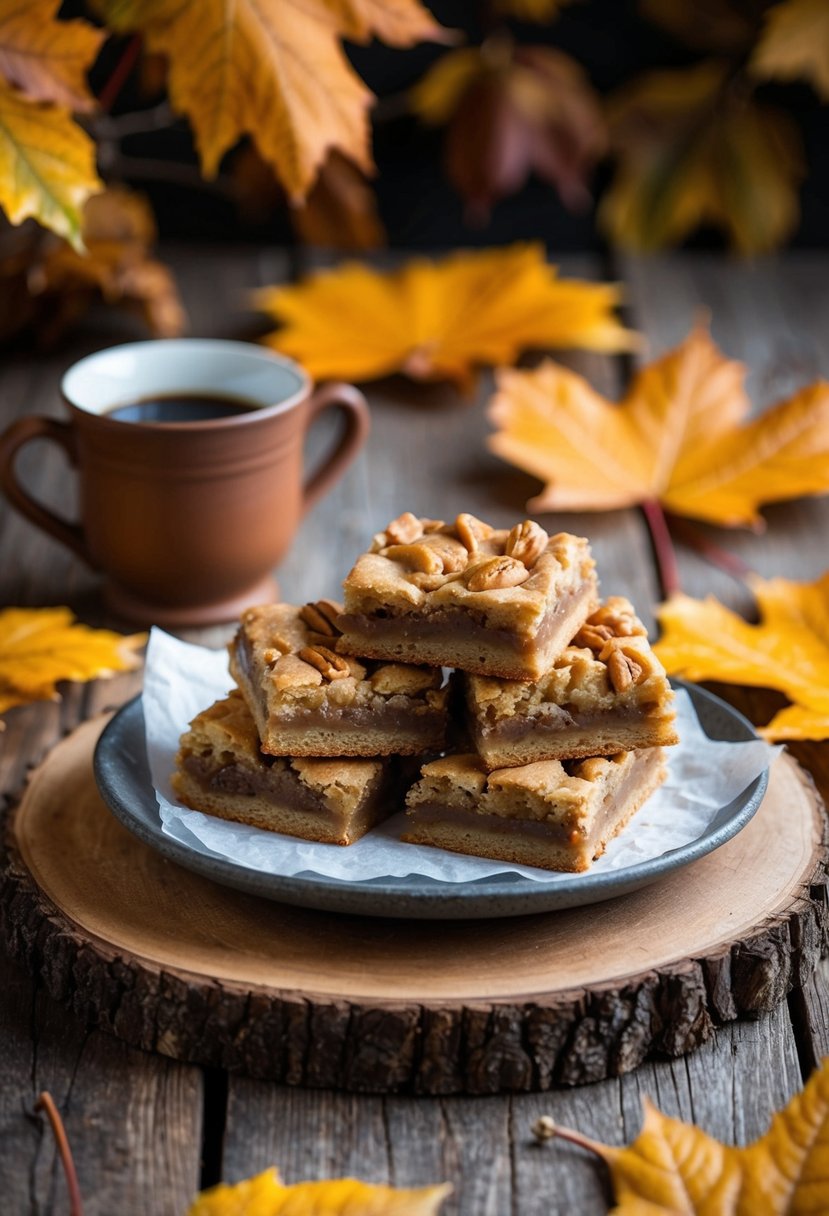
<box><xmin>106</xmin><ymin>393</ymin><xmax>259</xmax><ymax>423</ymax></box>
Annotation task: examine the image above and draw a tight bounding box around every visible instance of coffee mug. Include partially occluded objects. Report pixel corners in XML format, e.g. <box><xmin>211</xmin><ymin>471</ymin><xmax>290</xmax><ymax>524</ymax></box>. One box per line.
<box><xmin>0</xmin><ymin>339</ymin><xmax>370</xmax><ymax>625</ymax></box>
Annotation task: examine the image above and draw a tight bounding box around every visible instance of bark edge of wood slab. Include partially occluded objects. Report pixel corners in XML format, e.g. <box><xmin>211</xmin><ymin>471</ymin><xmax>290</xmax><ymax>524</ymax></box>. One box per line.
<box><xmin>1</xmin><ymin>714</ymin><xmax>827</xmax><ymax>1095</ymax></box>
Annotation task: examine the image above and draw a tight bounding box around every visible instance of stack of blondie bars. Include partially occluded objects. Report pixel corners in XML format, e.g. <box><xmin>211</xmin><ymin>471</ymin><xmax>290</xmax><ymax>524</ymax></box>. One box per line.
<box><xmin>173</xmin><ymin>512</ymin><xmax>678</xmax><ymax>873</ymax></box>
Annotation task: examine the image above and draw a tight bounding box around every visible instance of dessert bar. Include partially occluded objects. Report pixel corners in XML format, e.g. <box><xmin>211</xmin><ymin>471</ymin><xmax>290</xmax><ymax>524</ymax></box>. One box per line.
<box><xmin>403</xmin><ymin>747</ymin><xmax>666</xmax><ymax>872</ymax></box>
<box><xmin>337</xmin><ymin>512</ymin><xmax>598</xmax><ymax>680</ymax></box>
<box><xmin>229</xmin><ymin>601</ymin><xmax>449</xmax><ymax>757</ymax></box>
<box><xmin>172</xmin><ymin>691</ymin><xmax>396</xmax><ymax>845</ymax></box>
<box><xmin>464</xmin><ymin>597</ymin><xmax>678</xmax><ymax>768</ymax></box>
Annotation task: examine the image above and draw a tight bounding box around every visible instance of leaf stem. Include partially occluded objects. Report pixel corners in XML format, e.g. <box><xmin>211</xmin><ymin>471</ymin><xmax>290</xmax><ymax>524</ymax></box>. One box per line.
<box><xmin>34</xmin><ymin>1092</ymin><xmax>84</xmax><ymax>1216</ymax></box>
<box><xmin>640</xmin><ymin>498</ymin><xmax>681</xmax><ymax>598</ymax></box>
<box><xmin>532</xmin><ymin>1116</ymin><xmax>608</xmax><ymax>1160</ymax></box>
<box><xmin>98</xmin><ymin>34</ymin><xmax>143</xmax><ymax>113</ymax></box>
<box><xmin>665</xmin><ymin>515</ymin><xmax>752</xmax><ymax>585</ymax></box>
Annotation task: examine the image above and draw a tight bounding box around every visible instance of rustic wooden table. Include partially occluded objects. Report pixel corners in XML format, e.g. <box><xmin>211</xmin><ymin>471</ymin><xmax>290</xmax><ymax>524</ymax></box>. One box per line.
<box><xmin>1</xmin><ymin>248</ymin><xmax>828</xmax><ymax>1216</ymax></box>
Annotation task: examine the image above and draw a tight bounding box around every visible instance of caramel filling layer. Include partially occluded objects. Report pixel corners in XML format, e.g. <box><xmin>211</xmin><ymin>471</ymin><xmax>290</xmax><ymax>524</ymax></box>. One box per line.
<box><xmin>340</xmin><ymin>582</ymin><xmax>591</xmax><ymax>659</ymax></box>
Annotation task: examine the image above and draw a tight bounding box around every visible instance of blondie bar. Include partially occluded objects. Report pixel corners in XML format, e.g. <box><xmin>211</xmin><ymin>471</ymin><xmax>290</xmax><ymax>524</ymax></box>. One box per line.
<box><xmin>337</xmin><ymin>512</ymin><xmax>598</xmax><ymax>680</ymax></box>
<box><xmin>403</xmin><ymin>747</ymin><xmax>666</xmax><ymax>872</ymax></box>
<box><xmin>229</xmin><ymin>601</ymin><xmax>448</xmax><ymax>757</ymax></box>
<box><xmin>172</xmin><ymin>691</ymin><xmax>395</xmax><ymax>845</ymax></box>
<box><xmin>465</xmin><ymin>597</ymin><xmax>678</xmax><ymax>768</ymax></box>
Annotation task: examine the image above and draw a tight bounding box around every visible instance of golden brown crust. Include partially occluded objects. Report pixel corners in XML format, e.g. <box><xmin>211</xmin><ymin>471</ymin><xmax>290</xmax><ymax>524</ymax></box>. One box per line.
<box><xmin>228</xmin><ymin>602</ymin><xmax>448</xmax><ymax>756</ymax></box>
<box><xmin>464</xmin><ymin>596</ymin><xmax>678</xmax><ymax>766</ymax></box>
<box><xmin>403</xmin><ymin>747</ymin><xmax>667</xmax><ymax>872</ymax></box>
<box><xmin>172</xmin><ymin>692</ymin><xmax>394</xmax><ymax>844</ymax></box>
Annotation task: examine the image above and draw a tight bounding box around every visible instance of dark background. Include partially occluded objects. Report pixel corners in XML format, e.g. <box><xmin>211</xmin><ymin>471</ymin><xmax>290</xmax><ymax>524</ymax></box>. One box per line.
<box><xmin>88</xmin><ymin>0</ymin><xmax>829</xmax><ymax>250</ymax></box>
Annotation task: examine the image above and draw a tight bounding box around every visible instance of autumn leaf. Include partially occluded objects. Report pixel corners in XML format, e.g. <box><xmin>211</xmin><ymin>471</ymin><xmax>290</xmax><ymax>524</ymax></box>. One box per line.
<box><xmin>294</xmin><ymin>151</ymin><xmax>385</xmax><ymax>250</ymax></box>
<box><xmin>652</xmin><ymin>572</ymin><xmax>829</xmax><ymax>741</ymax></box>
<box><xmin>0</xmin><ymin>0</ymin><xmax>103</xmax><ymax>111</ymax></box>
<box><xmin>413</xmin><ymin>38</ymin><xmax>606</xmax><ymax>217</ymax></box>
<box><xmin>0</xmin><ymin>78</ymin><xmax>101</xmax><ymax>250</ymax></box>
<box><xmin>97</xmin><ymin>0</ymin><xmax>446</xmax><ymax>201</ymax></box>
<box><xmin>601</xmin><ymin>61</ymin><xmax>804</xmax><ymax>254</ymax></box>
<box><xmin>254</xmin><ymin>243</ymin><xmax>638</xmax><ymax>389</ymax></box>
<box><xmin>538</xmin><ymin>1055</ymin><xmax>829</xmax><ymax>1211</ymax></box>
<box><xmin>488</xmin><ymin>323</ymin><xmax>829</xmax><ymax>527</ymax></box>
<box><xmin>188</xmin><ymin>1166</ymin><xmax>452</xmax><ymax>1215</ymax></box>
<box><xmin>752</xmin><ymin>0</ymin><xmax>829</xmax><ymax>100</ymax></box>
<box><xmin>27</xmin><ymin>185</ymin><xmax>186</xmax><ymax>342</ymax></box>
<box><xmin>0</xmin><ymin>607</ymin><xmax>145</xmax><ymax>723</ymax></box>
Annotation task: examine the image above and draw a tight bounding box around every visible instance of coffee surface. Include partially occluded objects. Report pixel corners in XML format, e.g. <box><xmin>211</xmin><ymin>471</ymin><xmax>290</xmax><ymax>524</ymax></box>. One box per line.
<box><xmin>106</xmin><ymin>393</ymin><xmax>259</xmax><ymax>423</ymax></box>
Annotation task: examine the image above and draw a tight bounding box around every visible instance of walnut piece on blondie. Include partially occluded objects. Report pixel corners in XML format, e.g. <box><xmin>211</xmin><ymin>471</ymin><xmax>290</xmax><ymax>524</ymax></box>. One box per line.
<box><xmin>402</xmin><ymin>746</ymin><xmax>667</xmax><ymax>872</ymax></box>
<box><xmin>464</xmin><ymin>597</ymin><xmax>679</xmax><ymax>768</ymax></box>
<box><xmin>229</xmin><ymin>601</ymin><xmax>449</xmax><ymax>757</ymax></box>
<box><xmin>337</xmin><ymin>513</ymin><xmax>599</xmax><ymax>680</ymax></box>
<box><xmin>171</xmin><ymin>690</ymin><xmax>396</xmax><ymax>845</ymax></box>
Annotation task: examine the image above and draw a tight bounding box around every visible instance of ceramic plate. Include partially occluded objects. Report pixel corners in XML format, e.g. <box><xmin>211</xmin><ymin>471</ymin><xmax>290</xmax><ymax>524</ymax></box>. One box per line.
<box><xmin>93</xmin><ymin>681</ymin><xmax>768</xmax><ymax>920</ymax></box>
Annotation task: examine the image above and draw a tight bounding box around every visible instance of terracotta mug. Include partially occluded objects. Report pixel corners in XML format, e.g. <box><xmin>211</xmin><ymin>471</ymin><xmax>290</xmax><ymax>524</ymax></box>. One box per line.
<box><xmin>0</xmin><ymin>339</ymin><xmax>370</xmax><ymax>626</ymax></box>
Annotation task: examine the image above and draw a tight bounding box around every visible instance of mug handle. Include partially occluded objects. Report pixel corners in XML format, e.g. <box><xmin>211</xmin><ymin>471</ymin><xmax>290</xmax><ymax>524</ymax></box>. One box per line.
<box><xmin>0</xmin><ymin>416</ymin><xmax>95</xmax><ymax>566</ymax></box>
<box><xmin>301</xmin><ymin>382</ymin><xmax>370</xmax><ymax>515</ymax></box>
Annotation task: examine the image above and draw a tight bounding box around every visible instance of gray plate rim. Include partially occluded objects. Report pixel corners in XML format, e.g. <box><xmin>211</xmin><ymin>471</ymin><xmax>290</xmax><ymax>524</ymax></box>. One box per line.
<box><xmin>92</xmin><ymin>681</ymin><xmax>768</xmax><ymax>920</ymax></box>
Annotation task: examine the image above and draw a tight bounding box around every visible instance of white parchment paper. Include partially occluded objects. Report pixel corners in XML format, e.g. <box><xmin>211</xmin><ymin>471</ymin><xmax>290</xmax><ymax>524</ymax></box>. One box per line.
<box><xmin>144</xmin><ymin>628</ymin><xmax>777</xmax><ymax>884</ymax></box>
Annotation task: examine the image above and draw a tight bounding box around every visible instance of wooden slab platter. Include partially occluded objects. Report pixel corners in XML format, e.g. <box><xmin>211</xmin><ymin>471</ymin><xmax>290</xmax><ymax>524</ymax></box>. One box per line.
<box><xmin>1</xmin><ymin>713</ymin><xmax>826</xmax><ymax>1095</ymax></box>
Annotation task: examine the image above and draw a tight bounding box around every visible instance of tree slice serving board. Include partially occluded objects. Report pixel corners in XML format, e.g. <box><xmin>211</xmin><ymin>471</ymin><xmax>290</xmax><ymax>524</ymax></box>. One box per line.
<box><xmin>1</xmin><ymin>714</ymin><xmax>827</xmax><ymax>1094</ymax></box>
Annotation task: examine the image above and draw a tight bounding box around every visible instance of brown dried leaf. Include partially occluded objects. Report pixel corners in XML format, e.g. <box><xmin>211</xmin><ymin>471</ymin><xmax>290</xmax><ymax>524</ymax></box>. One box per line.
<box><xmin>414</xmin><ymin>39</ymin><xmax>606</xmax><ymax>217</ymax></box>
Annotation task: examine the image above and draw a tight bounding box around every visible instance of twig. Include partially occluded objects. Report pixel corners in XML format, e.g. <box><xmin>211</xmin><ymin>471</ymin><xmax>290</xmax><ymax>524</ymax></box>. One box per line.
<box><xmin>98</xmin><ymin>34</ymin><xmax>143</xmax><ymax>113</ymax></box>
<box><xmin>98</xmin><ymin>154</ymin><xmax>237</xmax><ymax>200</ymax></box>
<box><xmin>94</xmin><ymin>101</ymin><xmax>179</xmax><ymax>141</ymax></box>
<box><xmin>34</xmin><ymin>1092</ymin><xmax>83</xmax><ymax>1216</ymax></box>
<box><xmin>640</xmin><ymin>498</ymin><xmax>681</xmax><ymax>598</ymax></box>
<box><xmin>531</xmin><ymin>1116</ymin><xmax>608</xmax><ymax>1159</ymax></box>
<box><xmin>666</xmin><ymin>515</ymin><xmax>752</xmax><ymax>586</ymax></box>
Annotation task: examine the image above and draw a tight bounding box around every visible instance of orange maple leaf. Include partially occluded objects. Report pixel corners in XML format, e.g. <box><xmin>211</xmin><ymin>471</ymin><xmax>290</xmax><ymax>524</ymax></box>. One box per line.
<box><xmin>0</xmin><ymin>607</ymin><xmax>145</xmax><ymax>723</ymax></box>
<box><xmin>488</xmin><ymin>323</ymin><xmax>829</xmax><ymax>527</ymax></box>
<box><xmin>97</xmin><ymin>0</ymin><xmax>447</xmax><ymax>201</ymax></box>
<box><xmin>537</xmin><ymin>1055</ymin><xmax>829</xmax><ymax>1212</ymax></box>
<box><xmin>654</xmin><ymin>571</ymin><xmax>829</xmax><ymax>741</ymax></box>
<box><xmin>0</xmin><ymin>0</ymin><xmax>103</xmax><ymax>111</ymax></box>
<box><xmin>254</xmin><ymin>243</ymin><xmax>639</xmax><ymax>389</ymax></box>
<box><xmin>188</xmin><ymin>1166</ymin><xmax>452</xmax><ymax>1215</ymax></box>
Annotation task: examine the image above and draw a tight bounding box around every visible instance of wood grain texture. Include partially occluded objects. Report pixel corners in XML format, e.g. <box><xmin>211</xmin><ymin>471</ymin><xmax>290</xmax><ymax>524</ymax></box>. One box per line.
<box><xmin>3</xmin><ymin>711</ymin><xmax>825</xmax><ymax>1095</ymax></box>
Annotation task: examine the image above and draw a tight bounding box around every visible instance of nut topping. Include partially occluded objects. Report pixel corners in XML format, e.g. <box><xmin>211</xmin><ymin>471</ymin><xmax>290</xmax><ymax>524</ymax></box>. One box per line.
<box><xmin>384</xmin><ymin>511</ymin><xmax>423</xmax><ymax>545</ymax></box>
<box><xmin>299</xmin><ymin>599</ymin><xmax>341</xmax><ymax>637</ymax></box>
<box><xmin>384</xmin><ymin>542</ymin><xmax>444</xmax><ymax>574</ymax></box>
<box><xmin>591</xmin><ymin>597</ymin><xmax>647</xmax><ymax>638</ymax></box>
<box><xmin>422</xmin><ymin>533</ymin><xmax>468</xmax><ymax>573</ymax></box>
<box><xmin>572</xmin><ymin>623</ymin><xmax>614</xmax><ymax>651</ymax></box>
<box><xmin>505</xmin><ymin>520</ymin><xmax>548</xmax><ymax>569</ymax></box>
<box><xmin>298</xmin><ymin>645</ymin><xmax>350</xmax><ymax>680</ymax></box>
<box><xmin>606</xmin><ymin>647</ymin><xmax>645</xmax><ymax>693</ymax></box>
<box><xmin>466</xmin><ymin>555</ymin><xmax>530</xmax><ymax>591</ymax></box>
<box><xmin>454</xmin><ymin>512</ymin><xmax>494</xmax><ymax>554</ymax></box>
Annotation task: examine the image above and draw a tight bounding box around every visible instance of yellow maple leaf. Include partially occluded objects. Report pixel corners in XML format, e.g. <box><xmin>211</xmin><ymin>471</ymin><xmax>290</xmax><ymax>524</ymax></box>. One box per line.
<box><xmin>188</xmin><ymin>1166</ymin><xmax>452</xmax><ymax>1215</ymax></box>
<box><xmin>540</xmin><ymin>1055</ymin><xmax>829</xmax><ymax>1212</ymax></box>
<box><xmin>488</xmin><ymin>323</ymin><xmax>829</xmax><ymax>527</ymax></box>
<box><xmin>653</xmin><ymin>572</ymin><xmax>829</xmax><ymax>741</ymax></box>
<box><xmin>752</xmin><ymin>0</ymin><xmax>829</xmax><ymax>100</ymax></box>
<box><xmin>601</xmin><ymin>61</ymin><xmax>804</xmax><ymax>254</ymax></box>
<box><xmin>0</xmin><ymin>0</ymin><xmax>103</xmax><ymax>112</ymax></box>
<box><xmin>254</xmin><ymin>243</ymin><xmax>639</xmax><ymax>389</ymax></box>
<box><xmin>0</xmin><ymin>607</ymin><xmax>145</xmax><ymax>722</ymax></box>
<box><xmin>97</xmin><ymin>0</ymin><xmax>445</xmax><ymax>202</ymax></box>
<box><xmin>0</xmin><ymin>77</ymin><xmax>101</xmax><ymax>250</ymax></box>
